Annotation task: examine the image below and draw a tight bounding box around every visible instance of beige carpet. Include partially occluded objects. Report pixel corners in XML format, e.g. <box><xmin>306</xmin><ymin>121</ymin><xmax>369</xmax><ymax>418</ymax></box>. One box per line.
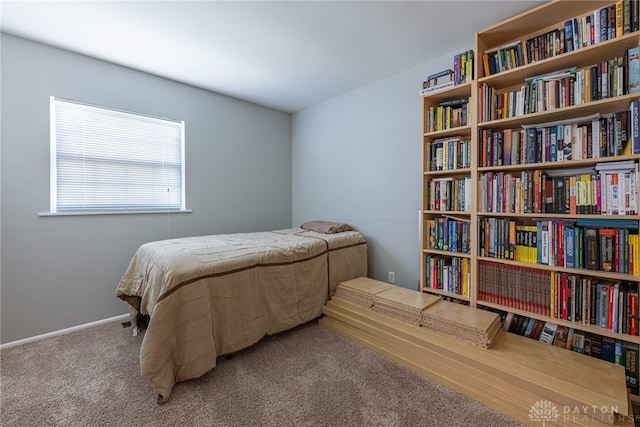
<box><xmin>1</xmin><ymin>318</ymin><xmax>522</xmax><ymax>426</ymax></box>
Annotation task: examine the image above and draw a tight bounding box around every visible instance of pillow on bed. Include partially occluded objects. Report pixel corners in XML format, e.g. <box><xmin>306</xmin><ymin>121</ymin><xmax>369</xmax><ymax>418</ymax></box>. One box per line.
<box><xmin>301</xmin><ymin>220</ymin><xmax>353</xmax><ymax>234</ymax></box>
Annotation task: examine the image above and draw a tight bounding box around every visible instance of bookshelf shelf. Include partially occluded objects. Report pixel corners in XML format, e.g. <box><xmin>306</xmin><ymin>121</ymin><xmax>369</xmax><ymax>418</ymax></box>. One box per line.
<box><xmin>477</xmin><ymin>211</ymin><xmax>640</xmax><ymax>220</ymax></box>
<box><xmin>424</xmin><ymin>248</ymin><xmax>472</xmax><ymax>258</ymax></box>
<box><xmin>421</xmin><ymin>81</ymin><xmax>472</xmax><ymax>104</ymax></box>
<box><xmin>478</xmin><ymin>154</ymin><xmax>640</xmax><ymax>172</ymax></box>
<box><xmin>423</xmin><ymin>287</ymin><xmax>471</xmax><ymax>301</ymax></box>
<box><xmin>478</xmin><ymin>93</ymin><xmax>639</xmax><ymax>130</ymax></box>
<box><xmin>477</xmin><ymin>256</ymin><xmax>640</xmax><ymax>282</ymax></box>
<box><xmin>424</xmin><ymin>168</ymin><xmax>472</xmax><ymax>177</ymax></box>
<box><xmin>422</xmin><ymin>0</ymin><xmax>640</xmax><ymax>401</ymax></box>
<box><xmin>423</xmin><ymin>125</ymin><xmax>472</xmax><ymax>139</ymax></box>
<box><xmin>422</xmin><ymin>210</ymin><xmax>471</xmax><ymax>216</ymax></box>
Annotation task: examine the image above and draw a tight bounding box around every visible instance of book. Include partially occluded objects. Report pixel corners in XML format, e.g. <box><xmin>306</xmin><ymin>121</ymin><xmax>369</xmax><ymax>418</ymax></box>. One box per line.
<box><xmin>583</xmin><ymin>333</ymin><xmax>593</xmax><ymax>356</ymax></box>
<box><xmin>601</xmin><ymin>336</ymin><xmax>616</xmax><ymax>362</ymax></box>
<box><xmin>617</xmin><ymin>2</ymin><xmax>624</xmax><ymax>38</ymax></box>
<box><xmin>600</xmin><ymin>7</ymin><xmax>610</xmax><ymax>42</ymax></box>
<box><xmin>425</xmin><ymin>69</ymin><xmax>454</xmax><ymax>86</ymax></box>
<box><xmin>598</xmin><ymin>283</ymin><xmax>610</xmax><ymax>328</ymax></box>
<box><xmin>628</xmin><ymin>46</ymin><xmax>640</xmax><ymax>94</ymax></box>
<box><xmin>539</xmin><ymin>322</ymin><xmax>558</xmax><ymax>344</ymax></box>
<box><xmin>624</xmin><ymin>0</ymin><xmax>632</xmax><ymax>34</ymax></box>
<box><xmin>553</xmin><ymin>325</ymin><xmax>570</xmax><ymax>348</ymax></box>
<box><xmin>625</xmin><ymin>289</ymin><xmax>637</xmax><ymax>335</ymax></box>
<box><xmin>623</xmin><ymin>342</ymin><xmax>640</xmax><ymax>395</ymax></box>
<box><xmin>565</xmin><ymin>224</ymin><xmax>576</xmax><ymax>268</ymax></box>
<box><xmin>518</xmin><ymin>317</ymin><xmax>530</xmax><ymax>336</ymax></box>
<box><xmin>630</xmin><ymin>100</ymin><xmax>640</xmax><ymax>154</ymax></box>
<box><xmin>616</xmin><ymin>341</ymin><xmax>624</xmax><ymax>365</ymax></box>
<box><xmin>510</xmin><ymin>314</ymin><xmax>524</xmax><ymax>333</ymax></box>
<box><xmin>420</xmin><ymin>81</ymin><xmax>455</xmax><ymax>96</ymax></box>
<box><xmin>599</xmin><ymin>228</ymin><xmax>616</xmax><ymax>272</ymax></box>
<box><xmin>571</xmin><ymin>330</ymin><xmax>586</xmax><ymax>353</ymax></box>
<box><xmin>613</xmin><ymin>110</ymin><xmax>629</xmax><ymax>156</ymax></box>
<box><xmin>589</xmin><ymin>333</ymin><xmax>603</xmax><ymax>359</ymax></box>
<box><xmin>531</xmin><ymin>319</ymin><xmax>546</xmax><ymax>340</ymax></box>
<box><xmin>564</xmin><ymin>19</ymin><xmax>574</xmax><ymax>52</ymax></box>
<box><xmin>565</xmin><ymin>328</ymin><xmax>574</xmax><ymax>350</ymax></box>
<box><xmin>524</xmin><ymin>316</ymin><xmax>537</xmax><ymax>337</ymax></box>
<box><xmin>584</xmin><ymin>227</ymin><xmax>600</xmax><ymax>270</ymax></box>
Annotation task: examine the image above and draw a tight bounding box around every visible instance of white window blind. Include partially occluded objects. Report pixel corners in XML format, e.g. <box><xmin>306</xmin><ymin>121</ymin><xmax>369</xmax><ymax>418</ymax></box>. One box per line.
<box><xmin>50</xmin><ymin>97</ymin><xmax>185</xmax><ymax>213</ymax></box>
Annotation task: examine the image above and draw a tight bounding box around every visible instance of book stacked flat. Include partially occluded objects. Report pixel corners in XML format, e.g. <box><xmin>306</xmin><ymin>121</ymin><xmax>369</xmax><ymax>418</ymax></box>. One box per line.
<box><xmin>332</xmin><ymin>277</ymin><xmax>395</xmax><ymax>308</ymax></box>
<box><xmin>420</xmin><ymin>300</ymin><xmax>502</xmax><ymax>349</ymax></box>
<box><xmin>371</xmin><ymin>287</ymin><xmax>441</xmax><ymax>325</ymax></box>
<box><xmin>334</xmin><ymin>278</ymin><xmax>501</xmax><ymax>349</ymax></box>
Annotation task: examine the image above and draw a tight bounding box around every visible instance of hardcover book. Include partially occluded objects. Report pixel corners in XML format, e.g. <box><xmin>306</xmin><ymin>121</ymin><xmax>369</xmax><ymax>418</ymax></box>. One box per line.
<box><xmin>589</xmin><ymin>333</ymin><xmax>603</xmax><ymax>359</ymax></box>
<box><xmin>584</xmin><ymin>227</ymin><xmax>600</xmax><ymax>270</ymax></box>
<box><xmin>601</xmin><ymin>336</ymin><xmax>616</xmax><ymax>362</ymax></box>
<box><xmin>624</xmin><ymin>342</ymin><xmax>640</xmax><ymax>395</ymax></box>
<box><xmin>598</xmin><ymin>228</ymin><xmax>616</xmax><ymax>272</ymax></box>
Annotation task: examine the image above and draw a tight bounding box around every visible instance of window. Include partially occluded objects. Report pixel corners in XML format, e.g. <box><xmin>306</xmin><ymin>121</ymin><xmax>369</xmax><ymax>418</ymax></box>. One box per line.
<box><xmin>49</xmin><ymin>97</ymin><xmax>185</xmax><ymax>213</ymax></box>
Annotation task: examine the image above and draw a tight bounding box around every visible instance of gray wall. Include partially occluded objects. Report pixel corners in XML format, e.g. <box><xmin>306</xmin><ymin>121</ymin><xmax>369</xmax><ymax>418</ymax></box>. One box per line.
<box><xmin>292</xmin><ymin>51</ymin><xmax>457</xmax><ymax>291</ymax></box>
<box><xmin>1</xmin><ymin>34</ymin><xmax>292</xmax><ymax>343</ymax></box>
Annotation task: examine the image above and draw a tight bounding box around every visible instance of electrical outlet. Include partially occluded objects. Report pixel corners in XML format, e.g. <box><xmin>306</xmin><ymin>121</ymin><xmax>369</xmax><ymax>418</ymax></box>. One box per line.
<box><xmin>388</xmin><ymin>271</ymin><xmax>395</xmax><ymax>284</ymax></box>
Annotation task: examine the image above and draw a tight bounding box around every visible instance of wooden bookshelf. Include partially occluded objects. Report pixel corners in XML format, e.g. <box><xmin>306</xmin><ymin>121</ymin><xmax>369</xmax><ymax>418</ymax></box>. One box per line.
<box><xmin>421</xmin><ymin>64</ymin><xmax>475</xmax><ymax>301</ymax></box>
<box><xmin>422</xmin><ymin>0</ymin><xmax>640</xmax><ymax>404</ymax></box>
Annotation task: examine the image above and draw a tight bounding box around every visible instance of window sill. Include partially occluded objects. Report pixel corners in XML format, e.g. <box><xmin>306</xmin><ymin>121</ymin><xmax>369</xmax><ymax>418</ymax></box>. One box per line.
<box><xmin>39</xmin><ymin>209</ymin><xmax>193</xmax><ymax>217</ymax></box>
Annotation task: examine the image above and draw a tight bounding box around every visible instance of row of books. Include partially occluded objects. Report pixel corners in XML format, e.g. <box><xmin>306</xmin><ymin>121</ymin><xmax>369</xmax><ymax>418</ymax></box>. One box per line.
<box><xmin>420</xmin><ymin>49</ymin><xmax>474</xmax><ymax>95</ymax></box>
<box><xmin>483</xmin><ymin>263</ymin><xmax>640</xmax><ymax>336</ymax></box>
<box><xmin>562</xmin><ymin>1</ymin><xmax>640</xmax><ymax>50</ymax></box>
<box><xmin>425</xmin><ymin>97</ymin><xmax>471</xmax><ymax>133</ymax></box>
<box><xmin>479</xmin><ymin>261</ymin><xmax>551</xmax><ymax>315</ymax></box>
<box><xmin>427</xmin><ymin>136</ymin><xmax>470</xmax><ymax>171</ymax></box>
<box><xmin>478</xmin><ymin>162</ymin><xmax>639</xmax><ymax>216</ymax></box>
<box><xmin>424</xmin><ymin>255</ymin><xmax>470</xmax><ymax>297</ymax></box>
<box><xmin>500</xmin><ymin>311</ymin><xmax>640</xmax><ymax>394</ymax></box>
<box><xmin>548</xmin><ymin>274</ymin><xmax>638</xmax><ymax>333</ymax></box>
<box><xmin>479</xmin><ymin>49</ymin><xmax>640</xmax><ymax>123</ymax></box>
<box><xmin>426</xmin><ymin>176</ymin><xmax>471</xmax><ymax>212</ymax></box>
<box><xmin>481</xmin><ymin>0</ymin><xmax>640</xmax><ymax>77</ymax></box>
<box><xmin>479</xmin><ymin>104</ymin><xmax>640</xmax><ymax>167</ymax></box>
<box><xmin>480</xmin><ymin>261</ymin><xmax>640</xmax><ymax>334</ymax></box>
<box><xmin>479</xmin><ymin>217</ymin><xmax>640</xmax><ymax>275</ymax></box>
<box><xmin>425</xmin><ymin>217</ymin><xmax>471</xmax><ymax>254</ymax></box>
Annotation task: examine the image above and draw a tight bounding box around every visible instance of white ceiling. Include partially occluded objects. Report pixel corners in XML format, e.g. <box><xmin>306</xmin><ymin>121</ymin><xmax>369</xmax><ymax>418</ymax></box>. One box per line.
<box><xmin>1</xmin><ymin>1</ymin><xmax>545</xmax><ymax>113</ymax></box>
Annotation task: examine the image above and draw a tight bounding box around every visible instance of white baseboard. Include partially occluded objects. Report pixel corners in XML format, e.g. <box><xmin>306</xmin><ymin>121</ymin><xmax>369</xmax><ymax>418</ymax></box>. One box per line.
<box><xmin>0</xmin><ymin>313</ymin><xmax>130</xmax><ymax>350</ymax></box>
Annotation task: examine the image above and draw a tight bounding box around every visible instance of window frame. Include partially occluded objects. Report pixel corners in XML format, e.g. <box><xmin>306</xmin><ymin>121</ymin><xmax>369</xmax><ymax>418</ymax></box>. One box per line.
<box><xmin>45</xmin><ymin>97</ymin><xmax>189</xmax><ymax>216</ymax></box>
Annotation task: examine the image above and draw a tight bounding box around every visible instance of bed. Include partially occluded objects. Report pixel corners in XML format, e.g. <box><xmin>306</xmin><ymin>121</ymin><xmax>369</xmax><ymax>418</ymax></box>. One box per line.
<box><xmin>116</xmin><ymin>223</ymin><xmax>367</xmax><ymax>403</ymax></box>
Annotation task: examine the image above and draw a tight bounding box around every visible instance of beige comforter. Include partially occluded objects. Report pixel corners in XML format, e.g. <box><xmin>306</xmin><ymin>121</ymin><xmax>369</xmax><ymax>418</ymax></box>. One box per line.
<box><xmin>116</xmin><ymin>228</ymin><xmax>367</xmax><ymax>402</ymax></box>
